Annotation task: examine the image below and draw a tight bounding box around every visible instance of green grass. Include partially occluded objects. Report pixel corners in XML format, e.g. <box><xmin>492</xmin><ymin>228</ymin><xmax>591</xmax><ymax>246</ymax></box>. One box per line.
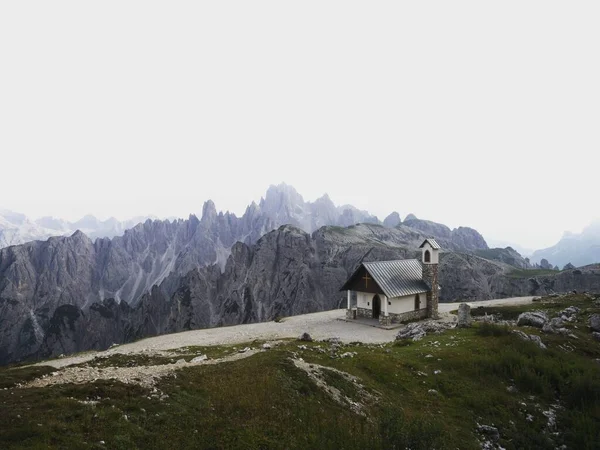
<box><xmin>319</xmin><ymin>368</ymin><xmax>362</xmax><ymax>401</ymax></box>
<box><xmin>166</xmin><ymin>344</ymin><xmax>236</xmax><ymax>360</ymax></box>
<box><xmin>507</xmin><ymin>268</ymin><xmax>559</xmax><ymax>278</ymax></box>
<box><xmin>0</xmin><ymin>365</ymin><xmax>56</xmax><ymax>389</ymax></box>
<box><xmin>1</xmin><ymin>295</ymin><xmax>599</xmax><ymax>449</ymax></box>
<box><xmin>470</xmin><ymin>293</ymin><xmax>596</xmax><ymax>320</ymax></box>
<box><xmin>73</xmin><ymin>353</ymin><xmax>176</xmax><ymax>369</ymax></box>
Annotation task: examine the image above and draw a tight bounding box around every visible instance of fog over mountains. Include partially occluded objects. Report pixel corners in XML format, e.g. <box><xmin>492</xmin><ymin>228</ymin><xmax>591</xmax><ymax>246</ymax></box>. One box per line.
<box><xmin>531</xmin><ymin>221</ymin><xmax>600</xmax><ymax>269</ymax></box>
<box><xmin>0</xmin><ymin>210</ymin><xmax>156</xmax><ymax>249</ymax></box>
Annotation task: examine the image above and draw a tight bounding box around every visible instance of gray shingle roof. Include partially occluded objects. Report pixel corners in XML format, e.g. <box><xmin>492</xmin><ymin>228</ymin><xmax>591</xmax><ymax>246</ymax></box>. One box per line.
<box><xmin>419</xmin><ymin>238</ymin><xmax>441</xmax><ymax>249</ymax></box>
<box><xmin>362</xmin><ymin>259</ymin><xmax>429</xmax><ymax>298</ymax></box>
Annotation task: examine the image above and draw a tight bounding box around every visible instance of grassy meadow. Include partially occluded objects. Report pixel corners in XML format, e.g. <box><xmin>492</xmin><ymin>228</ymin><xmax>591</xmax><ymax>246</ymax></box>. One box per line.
<box><xmin>0</xmin><ymin>294</ymin><xmax>599</xmax><ymax>449</ymax></box>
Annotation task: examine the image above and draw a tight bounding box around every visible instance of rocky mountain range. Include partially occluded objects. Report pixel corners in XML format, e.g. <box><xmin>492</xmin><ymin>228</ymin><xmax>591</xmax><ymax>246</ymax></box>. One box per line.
<box><xmin>1</xmin><ymin>211</ymin><xmax>597</xmax><ymax>365</ymax></box>
<box><xmin>531</xmin><ymin>220</ymin><xmax>600</xmax><ymax>268</ymax></box>
<box><xmin>0</xmin><ymin>182</ymin><xmax>493</xmax><ymax>364</ymax></box>
<box><xmin>5</xmin><ymin>183</ymin><xmax>593</xmax><ymax>366</ymax></box>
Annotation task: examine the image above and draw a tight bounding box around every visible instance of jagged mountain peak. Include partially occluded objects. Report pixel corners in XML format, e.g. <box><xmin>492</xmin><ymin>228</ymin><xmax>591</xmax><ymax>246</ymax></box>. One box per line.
<box><xmin>314</xmin><ymin>193</ymin><xmax>333</xmax><ymax>203</ymax></box>
<box><xmin>383</xmin><ymin>212</ymin><xmax>402</xmax><ymax>228</ymax></box>
<box><xmin>201</xmin><ymin>200</ymin><xmax>217</xmax><ymax>222</ymax></box>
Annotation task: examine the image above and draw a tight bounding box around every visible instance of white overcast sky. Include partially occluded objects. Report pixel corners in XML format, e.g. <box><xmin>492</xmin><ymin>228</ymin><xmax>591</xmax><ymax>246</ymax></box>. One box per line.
<box><xmin>0</xmin><ymin>1</ymin><xmax>598</xmax><ymax>250</ymax></box>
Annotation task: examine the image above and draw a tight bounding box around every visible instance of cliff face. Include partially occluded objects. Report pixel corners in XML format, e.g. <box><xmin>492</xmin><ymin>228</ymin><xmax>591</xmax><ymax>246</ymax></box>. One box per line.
<box><xmin>4</xmin><ymin>224</ymin><xmax>599</xmax><ymax>365</ymax></box>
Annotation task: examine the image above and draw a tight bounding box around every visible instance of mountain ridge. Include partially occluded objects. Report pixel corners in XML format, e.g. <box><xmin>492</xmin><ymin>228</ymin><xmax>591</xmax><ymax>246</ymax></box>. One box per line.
<box><xmin>531</xmin><ymin>220</ymin><xmax>600</xmax><ymax>268</ymax></box>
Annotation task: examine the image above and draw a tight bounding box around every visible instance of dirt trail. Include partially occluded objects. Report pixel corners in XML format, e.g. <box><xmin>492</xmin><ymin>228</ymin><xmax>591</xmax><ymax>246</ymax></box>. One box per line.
<box><xmin>35</xmin><ymin>296</ymin><xmax>535</xmax><ymax>370</ymax></box>
<box><xmin>24</xmin><ymin>348</ymin><xmax>261</xmax><ymax>389</ymax></box>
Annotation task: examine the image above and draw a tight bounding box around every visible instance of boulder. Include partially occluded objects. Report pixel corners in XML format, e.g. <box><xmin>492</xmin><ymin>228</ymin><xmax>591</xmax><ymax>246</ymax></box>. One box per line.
<box><xmin>517</xmin><ymin>311</ymin><xmax>548</xmax><ymax>328</ymax></box>
<box><xmin>396</xmin><ymin>323</ymin><xmax>426</xmax><ymax>341</ymax></box>
<box><xmin>542</xmin><ymin>323</ymin><xmax>569</xmax><ymax>335</ymax></box>
<box><xmin>298</xmin><ymin>332</ymin><xmax>313</xmax><ymax>342</ymax></box>
<box><xmin>457</xmin><ymin>303</ymin><xmax>472</xmax><ymax>328</ymax></box>
<box><xmin>190</xmin><ymin>355</ymin><xmax>208</xmax><ymax>363</ymax></box>
<box><xmin>422</xmin><ymin>320</ymin><xmax>454</xmax><ymax>333</ymax></box>
<box><xmin>559</xmin><ymin>306</ymin><xmax>580</xmax><ymax>318</ymax></box>
<box><xmin>477</xmin><ymin>424</ymin><xmax>500</xmax><ymax>442</ymax></box>
<box><xmin>590</xmin><ymin>314</ymin><xmax>600</xmax><ymax>332</ymax></box>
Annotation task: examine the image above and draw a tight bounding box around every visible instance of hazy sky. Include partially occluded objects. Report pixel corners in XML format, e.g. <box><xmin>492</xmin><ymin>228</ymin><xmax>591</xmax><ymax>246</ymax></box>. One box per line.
<box><xmin>1</xmin><ymin>2</ymin><xmax>598</xmax><ymax>250</ymax></box>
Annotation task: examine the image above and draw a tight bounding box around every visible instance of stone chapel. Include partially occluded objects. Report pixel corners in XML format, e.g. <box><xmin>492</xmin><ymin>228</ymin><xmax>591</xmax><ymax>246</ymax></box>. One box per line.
<box><xmin>340</xmin><ymin>239</ymin><xmax>440</xmax><ymax>325</ymax></box>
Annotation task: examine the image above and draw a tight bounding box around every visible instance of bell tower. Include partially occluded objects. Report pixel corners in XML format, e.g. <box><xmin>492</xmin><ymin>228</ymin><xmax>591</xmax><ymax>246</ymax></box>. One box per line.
<box><xmin>419</xmin><ymin>239</ymin><xmax>440</xmax><ymax>319</ymax></box>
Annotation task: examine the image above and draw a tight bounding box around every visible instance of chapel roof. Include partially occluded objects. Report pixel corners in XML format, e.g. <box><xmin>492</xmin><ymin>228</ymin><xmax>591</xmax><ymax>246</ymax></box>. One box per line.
<box><xmin>340</xmin><ymin>259</ymin><xmax>430</xmax><ymax>298</ymax></box>
<box><xmin>419</xmin><ymin>238</ymin><xmax>441</xmax><ymax>249</ymax></box>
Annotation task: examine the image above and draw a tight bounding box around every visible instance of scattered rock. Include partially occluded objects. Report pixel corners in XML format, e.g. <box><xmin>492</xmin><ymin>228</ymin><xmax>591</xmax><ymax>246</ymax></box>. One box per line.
<box><xmin>434</xmin><ymin>370</ymin><xmax>442</xmax><ymax>375</ymax></box>
<box><xmin>175</xmin><ymin>359</ymin><xmax>187</xmax><ymax>364</ymax></box>
<box><xmin>262</xmin><ymin>343</ymin><xmax>272</xmax><ymax>350</ymax></box>
<box><xmin>190</xmin><ymin>355</ymin><xmax>208</xmax><ymax>363</ymax></box>
<box><xmin>457</xmin><ymin>303</ymin><xmax>472</xmax><ymax>328</ymax></box>
<box><xmin>542</xmin><ymin>319</ymin><xmax>569</xmax><ymax>335</ymax></box>
<box><xmin>517</xmin><ymin>311</ymin><xmax>548</xmax><ymax>328</ymax></box>
<box><xmin>559</xmin><ymin>306</ymin><xmax>580</xmax><ymax>318</ymax></box>
<box><xmin>477</xmin><ymin>424</ymin><xmax>500</xmax><ymax>442</ymax></box>
<box><xmin>512</xmin><ymin>330</ymin><xmax>547</xmax><ymax>349</ymax></box>
<box><xmin>590</xmin><ymin>314</ymin><xmax>600</xmax><ymax>332</ymax></box>
<box><xmin>396</xmin><ymin>323</ymin><xmax>426</xmax><ymax>341</ymax></box>
<box><xmin>238</xmin><ymin>347</ymin><xmax>251</xmax><ymax>353</ymax></box>
<box><xmin>299</xmin><ymin>332</ymin><xmax>313</xmax><ymax>342</ymax></box>
<box><xmin>542</xmin><ymin>408</ymin><xmax>556</xmax><ymax>431</ymax></box>
<box><xmin>396</xmin><ymin>320</ymin><xmax>453</xmax><ymax>342</ymax></box>
<box><xmin>428</xmin><ymin>389</ymin><xmax>438</xmax><ymax>395</ymax></box>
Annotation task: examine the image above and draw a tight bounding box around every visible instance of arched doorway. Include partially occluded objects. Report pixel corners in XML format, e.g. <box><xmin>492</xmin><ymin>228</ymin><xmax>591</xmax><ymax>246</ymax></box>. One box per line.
<box><xmin>424</xmin><ymin>250</ymin><xmax>431</xmax><ymax>263</ymax></box>
<box><xmin>372</xmin><ymin>294</ymin><xmax>381</xmax><ymax>319</ymax></box>
<box><xmin>414</xmin><ymin>294</ymin><xmax>421</xmax><ymax>310</ymax></box>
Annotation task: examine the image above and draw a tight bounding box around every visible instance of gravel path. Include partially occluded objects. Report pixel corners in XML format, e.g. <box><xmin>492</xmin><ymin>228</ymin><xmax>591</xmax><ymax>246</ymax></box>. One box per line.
<box><xmin>38</xmin><ymin>296</ymin><xmax>535</xmax><ymax>369</ymax></box>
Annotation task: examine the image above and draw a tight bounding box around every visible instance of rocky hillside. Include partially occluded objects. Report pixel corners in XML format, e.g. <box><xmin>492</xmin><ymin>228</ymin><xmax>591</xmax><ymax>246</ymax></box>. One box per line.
<box><xmin>531</xmin><ymin>220</ymin><xmax>600</xmax><ymax>268</ymax></box>
<box><xmin>402</xmin><ymin>214</ymin><xmax>488</xmax><ymax>250</ymax></box>
<box><xmin>474</xmin><ymin>247</ymin><xmax>533</xmax><ymax>269</ymax></box>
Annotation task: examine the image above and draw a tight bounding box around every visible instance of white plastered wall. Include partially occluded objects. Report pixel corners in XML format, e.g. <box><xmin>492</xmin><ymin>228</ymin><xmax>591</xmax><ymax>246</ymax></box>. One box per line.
<box><xmin>387</xmin><ymin>293</ymin><xmax>428</xmax><ymax>314</ymax></box>
<box><xmin>356</xmin><ymin>291</ymin><xmax>387</xmax><ymax>310</ymax></box>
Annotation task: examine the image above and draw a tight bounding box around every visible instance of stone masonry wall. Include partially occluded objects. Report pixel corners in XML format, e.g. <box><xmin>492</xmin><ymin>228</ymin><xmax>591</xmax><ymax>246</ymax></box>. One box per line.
<box><xmin>423</xmin><ymin>263</ymin><xmax>439</xmax><ymax>319</ymax></box>
<box><xmin>351</xmin><ymin>307</ymin><xmax>428</xmax><ymax>324</ymax></box>
<box><xmin>389</xmin><ymin>308</ymin><xmax>428</xmax><ymax>323</ymax></box>
<box><xmin>356</xmin><ymin>307</ymin><xmax>373</xmax><ymax>319</ymax></box>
